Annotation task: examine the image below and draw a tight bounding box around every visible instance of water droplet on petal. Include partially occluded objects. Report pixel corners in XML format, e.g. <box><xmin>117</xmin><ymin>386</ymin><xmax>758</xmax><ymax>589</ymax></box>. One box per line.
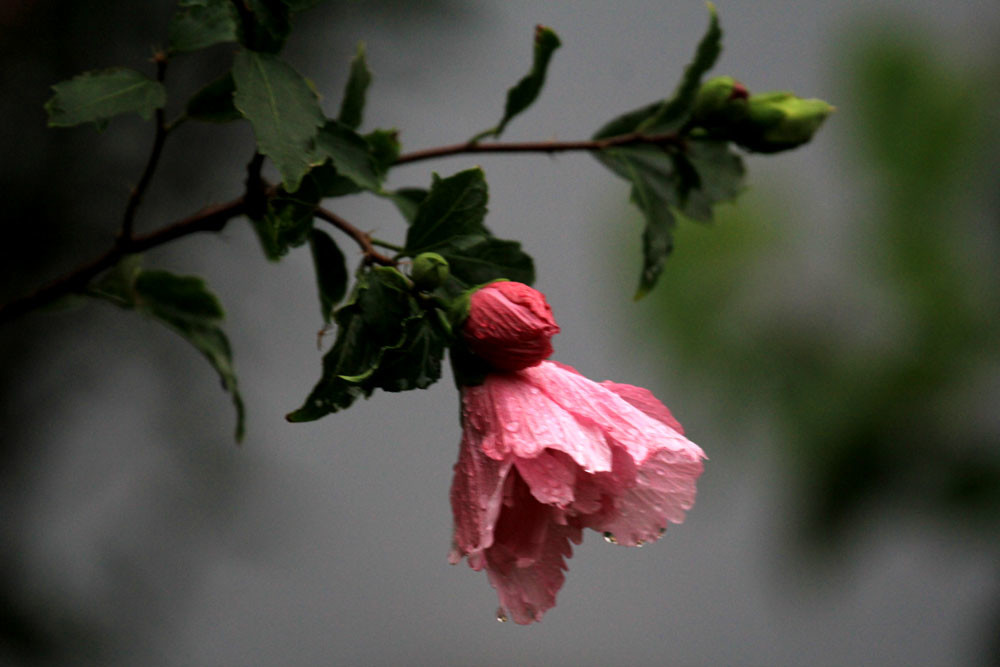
<box><xmin>504</xmin><ymin>421</ymin><xmax>520</xmax><ymax>432</ymax></box>
<box><xmin>496</xmin><ymin>607</ymin><xmax>508</xmax><ymax>623</ymax></box>
<box><xmin>635</xmin><ymin>540</ymin><xmax>645</xmax><ymax>548</ymax></box>
<box><xmin>658</xmin><ymin>527</ymin><xmax>667</xmax><ymax>536</ymax></box>
<box><xmin>603</xmin><ymin>532</ymin><xmax>617</xmax><ymax>544</ymax></box>
<box><xmin>528</xmin><ymin>386</ymin><xmax>540</xmax><ymax>395</ymax></box>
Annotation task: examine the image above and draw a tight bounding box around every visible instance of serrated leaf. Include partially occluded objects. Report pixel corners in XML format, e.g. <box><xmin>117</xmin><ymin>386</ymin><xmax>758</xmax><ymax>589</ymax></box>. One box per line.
<box><xmin>45</xmin><ymin>68</ymin><xmax>166</xmax><ymax>128</ymax></box>
<box><xmin>312</xmin><ymin>120</ymin><xmax>382</xmax><ymax>192</ymax></box>
<box><xmin>405</xmin><ymin>168</ymin><xmax>488</xmax><ymax>254</ymax></box>
<box><xmin>232</xmin><ymin>50</ymin><xmax>324</xmax><ymax>192</ymax></box>
<box><xmin>600</xmin><ymin>138</ymin><xmax>744</xmax><ymax>298</ymax></box>
<box><xmin>473</xmin><ymin>25</ymin><xmax>561</xmax><ymax>141</ymax></box>
<box><xmin>90</xmin><ymin>264</ymin><xmax>245</xmax><ymax>441</ymax></box>
<box><xmin>309</xmin><ymin>229</ymin><xmax>348</xmax><ymax>323</ymax></box>
<box><xmin>593</xmin><ymin>4</ymin><xmax>721</xmax><ymax>139</ymax></box>
<box><xmin>440</xmin><ymin>235</ymin><xmax>535</xmax><ymax>287</ymax></box>
<box><xmin>185</xmin><ymin>71</ymin><xmax>241</xmax><ymax>123</ymax></box>
<box><xmin>287</xmin><ymin>266</ymin><xmax>416</xmax><ymax>421</ymax></box>
<box><xmin>168</xmin><ymin>0</ymin><xmax>238</xmax><ymax>53</ymax></box>
<box><xmin>338</xmin><ymin>42</ymin><xmax>371</xmax><ymax>130</ymax></box>
<box><xmin>364</xmin><ymin>128</ymin><xmax>400</xmax><ymax>178</ymax></box>
<box><xmin>252</xmin><ymin>178</ymin><xmax>321</xmax><ymax>260</ymax></box>
<box><xmin>236</xmin><ymin>0</ymin><xmax>291</xmax><ymax>53</ymax></box>
<box><xmin>370</xmin><ymin>312</ymin><xmax>448</xmax><ymax>392</ymax></box>
<box><xmin>387</xmin><ymin>187</ymin><xmax>428</xmax><ymax>223</ymax></box>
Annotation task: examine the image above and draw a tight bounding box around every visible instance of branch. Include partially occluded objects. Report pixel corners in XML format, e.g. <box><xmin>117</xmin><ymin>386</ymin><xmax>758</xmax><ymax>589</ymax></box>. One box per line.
<box><xmin>315</xmin><ymin>207</ymin><xmax>396</xmax><ymax>266</ymax></box>
<box><xmin>0</xmin><ymin>198</ymin><xmax>246</xmax><ymax>325</ymax></box>
<box><xmin>119</xmin><ymin>51</ymin><xmax>170</xmax><ymax>244</ymax></box>
<box><xmin>393</xmin><ymin>131</ymin><xmax>682</xmax><ymax>165</ymax></box>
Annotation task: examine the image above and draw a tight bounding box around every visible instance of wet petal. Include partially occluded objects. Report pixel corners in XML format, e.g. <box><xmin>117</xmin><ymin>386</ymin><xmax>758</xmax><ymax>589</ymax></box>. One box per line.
<box><xmin>601</xmin><ymin>381</ymin><xmax>685</xmax><ymax>434</ymax></box>
<box><xmin>515</xmin><ymin>449</ymin><xmax>577</xmax><ymax>507</ymax></box>
<box><xmin>449</xmin><ymin>429</ymin><xmax>513</xmax><ymax>564</ymax></box>
<box><xmin>478</xmin><ymin>373</ymin><xmax>613</xmax><ymax>473</ymax></box>
<box><xmin>484</xmin><ymin>471</ymin><xmax>582</xmax><ymax>624</ymax></box>
<box><xmin>589</xmin><ymin>448</ymin><xmax>705</xmax><ymax>547</ymax></box>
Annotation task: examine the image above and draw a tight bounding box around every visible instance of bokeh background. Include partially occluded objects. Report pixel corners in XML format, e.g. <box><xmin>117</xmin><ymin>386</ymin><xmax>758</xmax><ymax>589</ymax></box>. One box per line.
<box><xmin>2</xmin><ymin>1</ymin><xmax>999</xmax><ymax>664</ymax></box>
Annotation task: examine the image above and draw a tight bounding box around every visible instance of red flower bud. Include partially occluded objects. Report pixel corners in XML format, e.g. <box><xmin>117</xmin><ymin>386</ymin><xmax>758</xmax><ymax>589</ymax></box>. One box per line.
<box><xmin>462</xmin><ymin>281</ymin><xmax>560</xmax><ymax>371</ymax></box>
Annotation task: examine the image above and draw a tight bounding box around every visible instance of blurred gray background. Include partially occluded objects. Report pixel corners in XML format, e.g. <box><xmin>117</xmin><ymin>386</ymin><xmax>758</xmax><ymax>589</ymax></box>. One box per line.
<box><xmin>2</xmin><ymin>1</ymin><xmax>999</xmax><ymax>665</ymax></box>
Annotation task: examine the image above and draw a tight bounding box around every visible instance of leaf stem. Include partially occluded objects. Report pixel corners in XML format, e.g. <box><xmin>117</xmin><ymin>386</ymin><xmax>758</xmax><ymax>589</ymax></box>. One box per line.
<box><xmin>393</xmin><ymin>131</ymin><xmax>682</xmax><ymax>165</ymax></box>
<box><xmin>369</xmin><ymin>237</ymin><xmax>404</xmax><ymax>252</ymax></box>
<box><xmin>314</xmin><ymin>208</ymin><xmax>396</xmax><ymax>266</ymax></box>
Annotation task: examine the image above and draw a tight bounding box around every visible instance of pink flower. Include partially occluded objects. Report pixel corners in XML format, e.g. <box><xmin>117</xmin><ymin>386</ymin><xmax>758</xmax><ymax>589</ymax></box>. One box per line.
<box><xmin>449</xmin><ymin>283</ymin><xmax>706</xmax><ymax>625</ymax></box>
<box><xmin>461</xmin><ymin>280</ymin><xmax>560</xmax><ymax>371</ymax></box>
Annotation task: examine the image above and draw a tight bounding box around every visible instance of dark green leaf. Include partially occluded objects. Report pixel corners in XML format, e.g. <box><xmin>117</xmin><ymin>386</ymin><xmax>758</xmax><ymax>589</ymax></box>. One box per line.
<box><xmin>168</xmin><ymin>0</ymin><xmax>238</xmax><ymax>53</ymax></box>
<box><xmin>338</xmin><ymin>42</ymin><xmax>371</xmax><ymax>130</ymax></box>
<box><xmin>309</xmin><ymin>229</ymin><xmax>348</xmax><ymax>323</ymax></box>
<box><xmin>405</xmin><ymin>168</ymin><xmax>488</xmax><ymax>254</ymax></box>
<box><xmin>287</xmin><ymin>266</ymin><xmax>417</xmax><ymax>422</ymax></box>
<box><xmin>386</xmin><ymin>187</ymin><xmax>427</xmax><ymax>223</ymax></box>
<box><xmin>306</xmin><ymin>163</ymin><xmax>364</xmax><ymax>198</ymax></box>
<box><xmin>370</xmin><ymin>312</ymin><xmax>448</xmax><ymax>392</ymax></box>
<box><xmin>232</xmin><ymin>50</ymin><xmax>324</xmax><ymax>192</ymax></box>
<box><xmin>90</xmin><ymin>263</ymin><xmax>245</xmax><ymax>441</ymax></box>
<box><xmin>473</xmin><ymin>25</ymin><xmax>561</xmax><ymax>141</ymax></box>
<box><xmin>185</xmin><ymin>71</ymin><xmax>241</xmax><ymax>123</ymax></box>
<box><xmin>593</xmin><ymin>4</ymin><xmax>720</xmax><ymax>138</ymax></box>
<box><xmin>439</xmin><ymin>235</ymin><xmax>535</xmax><ymax>287</ymax></box>
<box><xmin>236</xmin><ymin>0</ymin><xmax>291</xmax><ymax>53</ymax></box>
<box><xmin>312</xmin><ymin>120</ymin><xmax>382</xmax><ymax>192</ymax></box>
<box><xmin>252</xmin><ymin>179</ymin><xmax>321</xmax><ymax>260</ymax></box>
<box><xmin>364</xmin><ymin>128</ymin><xmax>400</xmax><ymax>178</ymax></box>
<box><xmin>45</xmin><ymin>68</ymin><xmax>166</xmax><ymax>128</ymax></box>
<box><xmin>599</xmin><ymin>138</ymin><xmax>744</xmax><ymax>298</ymax></box>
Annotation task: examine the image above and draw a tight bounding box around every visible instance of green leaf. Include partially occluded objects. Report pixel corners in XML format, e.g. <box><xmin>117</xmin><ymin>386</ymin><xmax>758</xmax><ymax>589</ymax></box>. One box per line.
<box><xmin>386</xmin><ymin>187</ymin><xmax>427</xmax><ymax>223</ymax></box>
<box><xmin>312</xmin><ymin>120</ymin><xmax>382</xmax><ymax>192</ymax></box>
<box><xmin>287</xmin><ymin>266</ymin><xmax>418</xmax><ymax>422</ymax></box>
<box><xmin>45</xmin><ymin>68</ymin><xmax>166</xmax><ymax>128</ymax></box>
<box><xmin>593</xmin><ymin>3</ymin><xmax>721</xmax><ymax>139</ymax></box>
<box><xmin>473</xmin><ymin>25</ymin><xmax>561</xmax><ymax>141</ymax></box>
<box><xmin>236</xmin><ymin>0</ymin><xmax>292</xmax><ymax>53</ymax></box>
<box><xmin>185</xmin><ymin>71</ymin><xmax>241</xmax><ymax>123</ymax></box>
<box><xmin>599</xmin><ymin>138</ymin><xmax>743</xmax><ymax>298</ymax></box>
<box><xmin>90</xmin><ymin>262</ymin><xmax>245</xmax><ymax>441</ymax></box>
<box><xmin>338</xmin><ymin>42</ymin><xmax>371</xmax><ymax>130</ymax></box>
<box><xmin>232</xmin><ymin>50</ymin><xmax>324</xmax><ymax>192</ymax></box>
<box><xmin>309</xmin><ymin>229</ymin><xmax>348</xmax><ymax>323</ymax></box>
<box><xmin>364</xmin><ymin>128</ymin><xmax>400</xmax><ymax>178</ymax></box>
<box><xmin>252</xmin><ymin>178</ymin><xmax>321</xmax><ymax>260</ymax></box>
<box><xmin>369</xmin><ymin>312</ymin><xmax>448</xmax><ymax>392</ymax></box>
<box><xmin>168</xmin><ymin>0</ymin><xmax>238</xmax><ymax>53</ymax></box>
<box><xmin>439</xmin><ymin>235</ymin><xmax>535</xmax><ymax>287</ymax></box>
<box><xmin>405</xmin><ymin>168</ymin><xmax>488</xmax><ymax>254</ymax></box>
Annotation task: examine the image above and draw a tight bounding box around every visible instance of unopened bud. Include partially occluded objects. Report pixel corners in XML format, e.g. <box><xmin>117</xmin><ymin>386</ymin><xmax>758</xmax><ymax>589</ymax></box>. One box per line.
<box><xmin>690</xmin><ymin>76</ymin><xmax>749</xmax><ymax>132</ymax></box>
<box><xmin>461</xmin><ymin>281</ymin><xmax>559</xmax><ymax>371</ymax></box>
<box><xmin>733</xmin><ymin>91</ymin><xmax>834</xmax><ymax>153</ymax></box>
<box><xmin>411</xmin><ymin>252</ymin><xmax>450</xmax><ymax>290</ymax></box>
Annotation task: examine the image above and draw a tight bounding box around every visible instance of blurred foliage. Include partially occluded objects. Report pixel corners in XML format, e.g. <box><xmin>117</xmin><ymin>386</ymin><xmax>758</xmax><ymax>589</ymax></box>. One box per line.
<box><xmin>645</xmin><ymin>24</ymin><xmax>1000</xmax><ymax>543</ymax></box>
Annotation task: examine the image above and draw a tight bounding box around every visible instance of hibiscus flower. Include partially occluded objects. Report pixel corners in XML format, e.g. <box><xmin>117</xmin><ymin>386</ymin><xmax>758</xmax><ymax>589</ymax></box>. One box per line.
<box><xmin>449</xmin><ymin>281</ymin><xmax>706</xmax><ymax>624</ymax></box>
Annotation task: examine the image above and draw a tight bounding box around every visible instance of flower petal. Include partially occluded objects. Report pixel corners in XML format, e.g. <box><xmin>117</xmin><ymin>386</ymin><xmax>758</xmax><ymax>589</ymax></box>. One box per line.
<box><xmin>484</xmin><ymin>470</ymin><xmax>582</xmax><ymax>624</ymax></box>
<box><xmin>471</xmin><ymin>373</ymin><xmax>613</xmax><ymax>473</ymax></box>
<box><xmin>449</xmin><ymin>429</ymin><xmax>513</xmax><ymax>565</ymax></box>
<box><xmin>589</xmin><ymin>447</ymin><xmax>705</xmax><ymax>547</ymax></box>
<box><xmin>521</xmin><ymin>361</ymin><xmax>702</xmax><ymax>463</ymax></box>
<box><xmin>515</xmin><ymin>449</ymin><xmax>577</xmax><ymax>507</ymax></box>
<box><xmin>601</xmin><ymin>381</ymin><xmax>685</xmax><ymax>434</ymax></box>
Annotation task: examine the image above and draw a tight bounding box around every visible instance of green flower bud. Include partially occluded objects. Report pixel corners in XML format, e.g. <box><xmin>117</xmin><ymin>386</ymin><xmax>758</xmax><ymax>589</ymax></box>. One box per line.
<box><xmin>410</xmin><ymin>252</ymin><xmax>450</xmax><ymax>290</ymax></box>
<box><xmin>690</xmin><ymin>75</ymin><xmax>749</xmax><ymax>132</ymax></box>
<box><xmin>733</xmin><ymin>91</ymin><xmax>834</xmax><ymax>153</ymax></box>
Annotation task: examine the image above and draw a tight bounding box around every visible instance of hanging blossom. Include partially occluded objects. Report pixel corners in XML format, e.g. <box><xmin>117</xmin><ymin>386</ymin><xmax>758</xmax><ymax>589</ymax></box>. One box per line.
<box><xmin>449</xmin><ymin>280</ymin><xmax>706</xmax><ymax>625</ymax></box>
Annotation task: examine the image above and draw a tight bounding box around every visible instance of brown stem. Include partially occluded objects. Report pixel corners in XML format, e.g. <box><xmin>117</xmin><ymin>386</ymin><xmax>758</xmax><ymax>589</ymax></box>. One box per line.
<box><xmin>393</xmin><ymin>131</ymin><xmax>682</xmax><ymax>165</ymax></box>
<box><xmin>315</xmin><ymin>207</ymin><xmax>396</xmax><ymax>266</ymax></box>
<box><xmin>119</xmin><ymin>52</ymin><xmax>169</xmax><ymax>244</ymax></box>
<box><xmin>0</xmin><ymin>198</ymin><xmax>247</xmax><ymax>325</ymax></box>
<box><xmin>2</xmin><ymin>131</ymin><xmax>677</xmax><ymax>324</ymax></box>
